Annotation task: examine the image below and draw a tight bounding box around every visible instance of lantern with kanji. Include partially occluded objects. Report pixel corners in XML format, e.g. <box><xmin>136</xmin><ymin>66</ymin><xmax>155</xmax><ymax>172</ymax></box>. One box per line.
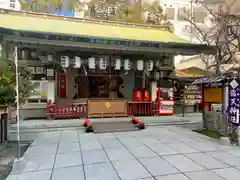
<box><xmin>142</xmin><ymin>89</ymin><xmax>151</xmax><ymax>101</ymax></box>
<box><xmin>88</xmin><ymin>57</ymin><xmax>96</xmax><ymax>69</ymax></box>
<box><xmin>124</xmin><ymin>59</ymin><xmax>131</xmax><ymax>71</ymax></box>
<box><xmin>60</xmin><ymin>56</ymin><xmax>69</xmax><ymax>68</ymax></box>
<box><xmin>73</xmin><ymin>56</ymin><xmax>81</xmax><ymax>68</ymax></box>
<box><xmin>113</xmin><ymin>58</ymin><xmax>121</xmax><ymax>70</ymax></box>
<box><xmin>137</xmin><ymin>60</ymin><xmax>144</xmax><ymax>71</ymax></box>
<box><xmin>99</xmin><ymin>57</ymin><xmax>108</xmax><ymax>70</ymax></box>
<box><xmin>133</xmin><ymin>88</ymin><xmax>142</xmax><ymax>101</ymax></box>
<box><xmin>146</xmin><ymin>60</ymin><xmax>153</xmax><ymax>71</ymax></box>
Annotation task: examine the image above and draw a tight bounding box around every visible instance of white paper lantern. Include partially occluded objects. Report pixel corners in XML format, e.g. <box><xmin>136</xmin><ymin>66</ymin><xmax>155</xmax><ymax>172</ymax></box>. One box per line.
<box><xmin>124</xmin><ymin>59</ymin><xmax>131</xmax><ymax>71</ymax></box>
<box><xmin>60</xmin><ymin>56</ymin><xmax>69</xmax><ymax>68</ymax></box>
<box><xmin>99</xmin><ymin>57</ymin><xmax>108</xmax><ymax>70</ymax></box>
<box><xmin>113</xmin><ymin>59</ymin><xmax>121</xmax><ymax>70</ymax></box>
<box><xmin>73</xmin><ymin>56</ymin><xmax>81</xmax><ymax>68</ymax></box>
<box><xmin>88</xmin><ymin>57</ymin><xmax>96</xmax><ymax>69</ymax></box>
<box><xmin>137</xmin><ymin>60</ymin><xmax>144</xmax><ymax>71</ymax></box>
<box><xmin>146</xmin><ymin>60</ymin><xmax>153</xmax><ymax>71</ymax></box>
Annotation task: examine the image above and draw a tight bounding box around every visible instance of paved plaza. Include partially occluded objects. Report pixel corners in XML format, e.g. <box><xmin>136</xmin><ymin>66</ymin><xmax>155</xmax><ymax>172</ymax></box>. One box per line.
<box><xmin>6</xmin><ymin>126</ymin><xmax>240</xmax><ymax>180</ymax></box>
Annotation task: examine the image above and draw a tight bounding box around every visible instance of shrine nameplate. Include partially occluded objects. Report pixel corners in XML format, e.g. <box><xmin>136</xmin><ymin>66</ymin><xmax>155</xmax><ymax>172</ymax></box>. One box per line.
<box><xmin>87</xmin><ymin>99</ymin><xmax>127</xmax><ymax>117</ymax></box>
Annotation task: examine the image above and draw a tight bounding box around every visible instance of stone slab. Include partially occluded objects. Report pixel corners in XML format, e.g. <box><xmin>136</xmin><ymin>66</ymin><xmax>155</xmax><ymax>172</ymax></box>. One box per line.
<box><xmin>85</xmin><ymin>162</ymin><xmax>120</xmax><ymax>180</ymax></box>
<box><xmin>54</xmin><ymin>152</ymin><xmax>82</xmax><ymax>168</ymax></box>
<box><xmin>7</xmin><ymin>170</ymin><xmax>51</xmax><ymax>180</ymax></box>
<box><xmin>52</xmin><ymin>165</ymin><xmax>84</xmax><ymax>180</ymax></box>
<box><xmin>58</xmin><ymin>142</ymin><xmax>80</xmax><ymax>154</ymax></box>
<box><xmin>100</xmin><ymin>138</ymin><xmax>124</xmax><ymax>149</ymax></box>
<box><xmin>167</xmin><ymin>142</ymin><xmax>199</xmax><ymax>154</ymax></box>
<box><xmin>82</xmin><ymin>149</ymin><xmax>109</xmax><ymax>165</ymax></box>
<box><xmin>185</xmin><ymin>153</ymin><xmax>229</xmax><ymax>169</ymax></box>
<box><xmin>105</xmin><ymin>147</ymin><xmax>135</xmax><ymax>162</ymax></box>
<box><xmin>112</xmin><ymin>159</ymin><xmax>151</xmax><ymax>180</ymax></box>
<box><xmin>11</xmin><ymin>154</ymin><xmax>55</xmax><ymax>174</ymax></box>
<box><xmin>163</xmin><ymin>155</ymin><xmax>205</xmax><ymax>173</ymax></box>
<box><xmin>185</xmin><ymin>170</ymin><xmax>225</xmax><ymax>180</ymax></box>
<box><xmin>80</xmin><ymin>141</ymin><xmax>102</xmax><ymax>151</ymax></box>
<box><xmin>127</xmin><ymin>146</ymin><xmax>158</xmax><ymax>158</ymax></box>
<box><xmin>213</xmin><ymin>167</ymin><xmax>240</xmax><ymax>180</ymax></box>
<box><xmin>146</xmin><ymin>143</ymin><xmax>178</xmax><ymax>156</ymax></box>
<box><xmin>155</xmin><ymin>174</ymin><xmax>190</xmax><ymax>180</ymax></box>
<box><xmin>139</xmin><ymin>157</ymin><xmax>179</xmax><ymax>176</ymax></box>
<box><xmin>207</xmin><ymin>152</ymin><xmax>240</xmax><ymax>166</ymax></box>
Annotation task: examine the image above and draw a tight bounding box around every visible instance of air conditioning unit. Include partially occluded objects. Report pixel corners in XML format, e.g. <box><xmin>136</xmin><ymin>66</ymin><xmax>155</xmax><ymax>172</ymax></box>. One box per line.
<box><xmin>113</xmin><ymin>59</ymin><xmax>121</xmax><ymax>70</ymax></box>
<box><xmin>60</xmin><ymin>56</ymin><xmax>69</xmax><ymax>68</ymax></box>
<box><xmin>99</xmin><ymin>57</ymin><xmax>108</xmax><ymax>70</ymax></box>
<box><xmin>137</xmin><ymin>60</ymin><xmax>144</xmax><ymax>71</ymax></box>
<box><xmin>88</xmin><ymin>57</ymin><xmax>96</xmax><ymax>69</ymax></box>
<box><xmin>124</xmin><ymin>59</ymin><xmax>131</xmax><ymax>71</ymax></box>
<box><xmin>146</xmin><ymin>60</ymin><xmax>153</xmax><ymax>71</ymax></box>
<box><xmin>73</xmin><ymin>56</ymin><xmax>81</xmax><ymax>68</ymax></box>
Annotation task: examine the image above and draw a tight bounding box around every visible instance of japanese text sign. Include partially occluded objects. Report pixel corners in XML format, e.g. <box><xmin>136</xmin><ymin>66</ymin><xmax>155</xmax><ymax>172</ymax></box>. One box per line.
<box><xmin>228</xmin><ymin>80</ymin><xmax>240</xmax><ymax>125</ymax></box>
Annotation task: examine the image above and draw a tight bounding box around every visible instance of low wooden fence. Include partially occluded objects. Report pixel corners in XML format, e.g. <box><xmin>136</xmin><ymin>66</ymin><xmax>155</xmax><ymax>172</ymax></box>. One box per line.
<box><xmin>46</xmin><ymin>101</ymin><xmax>159</xmax><ymax>119</ymax></box>
<box><xmin>46</xmin><ymin>102</ymin><xmax>88</xmax><ymax>119</ymax></box>
<box><xmin>127</xmin><ymin>101</ymin><xmax>159</xmax><ymax>116</ymax></box>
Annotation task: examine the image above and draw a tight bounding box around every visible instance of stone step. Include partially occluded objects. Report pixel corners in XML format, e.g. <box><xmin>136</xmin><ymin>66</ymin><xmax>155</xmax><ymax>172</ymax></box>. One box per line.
<box><xmin>92</xmin><ymin>121</ymin><xmax>138</xmax><ymax>133</ymax></box>
<box><xmin>9</xmin><ymin>119</ymin><xmax>190</xmax><ymax>131</ymax></box>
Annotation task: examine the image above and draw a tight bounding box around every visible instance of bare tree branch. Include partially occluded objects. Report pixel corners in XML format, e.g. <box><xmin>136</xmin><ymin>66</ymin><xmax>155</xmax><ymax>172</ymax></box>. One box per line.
<box><xmin>182</xmin><ymin>0</ymin><xmax>240</xmax><ymax>74</ymax></box>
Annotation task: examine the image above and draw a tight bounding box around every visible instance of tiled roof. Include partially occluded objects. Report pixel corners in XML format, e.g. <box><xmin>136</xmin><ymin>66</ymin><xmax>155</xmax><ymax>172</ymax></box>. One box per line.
<box><xmin>0</xmin><ymin>11</ymin><xmax>193</xmax><ymax>44</ymax></box>
<box><xmin>192</xmin><ymin>75</ymin><xmax>230</xmax><ymax>84</ymax></box>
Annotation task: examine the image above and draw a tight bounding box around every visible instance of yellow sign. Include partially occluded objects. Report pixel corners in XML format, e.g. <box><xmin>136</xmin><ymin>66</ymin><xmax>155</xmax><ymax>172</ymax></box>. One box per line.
<box><xmin>31</xmin><ymin>92</ymin><xmax>48</xmax><ymax>97</ymax></box>
<box><xmin>203</xmin><ymin>88</ymin><xmax>222</xmax><ymax>103</ymax></box>
<box><xmin>105</xmin><ymin>102</ymin><xmax>111</xmax><ymax>108</ymax></box>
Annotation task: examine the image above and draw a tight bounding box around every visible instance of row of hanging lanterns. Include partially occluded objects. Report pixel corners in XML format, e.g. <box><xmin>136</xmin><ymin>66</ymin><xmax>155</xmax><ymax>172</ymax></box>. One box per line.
<box><xmin>60</xmin><ymin>56</ymin><xmax>155</xmax><ymax>71</ymax></box>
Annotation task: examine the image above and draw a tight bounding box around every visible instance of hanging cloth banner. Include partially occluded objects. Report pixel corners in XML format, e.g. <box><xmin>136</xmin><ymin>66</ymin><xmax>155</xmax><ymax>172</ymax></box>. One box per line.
<box><xmin>59</xmin><ymin>73</ymin><xmax>67</xmax><ymax>98</ymax></box>
<box><xmin>228</xmin><ymin>79</ymin><xmax>240</xmax><ymax>125</ymax></box>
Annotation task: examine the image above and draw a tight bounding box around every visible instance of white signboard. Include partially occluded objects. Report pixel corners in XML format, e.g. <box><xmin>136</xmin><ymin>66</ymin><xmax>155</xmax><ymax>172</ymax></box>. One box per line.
<box><xmin>159</xmin><ymin>101</ymin><xmax>174</xmax><ymax>114</ymax></box>
<box><xmin>0</xmin><ymin>0</ymin><xmax>21</xmax><ymax>11</ymax></box>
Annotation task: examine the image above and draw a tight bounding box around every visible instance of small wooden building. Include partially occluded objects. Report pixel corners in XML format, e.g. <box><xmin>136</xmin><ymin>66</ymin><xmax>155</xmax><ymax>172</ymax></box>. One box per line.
<box><xmin>0</xmin><ymin>9</ymin><xmax>215</xmax><ymax>119</ymax></box>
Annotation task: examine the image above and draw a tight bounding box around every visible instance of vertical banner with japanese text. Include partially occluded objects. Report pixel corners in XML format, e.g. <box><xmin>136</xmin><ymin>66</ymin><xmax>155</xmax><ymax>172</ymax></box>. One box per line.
<box><xmin>228</xmin><ymin>79</ymin><xmax>240</xmax><ymax>125</ymax></box>
<box><xmin>59</xmin><ymin>73</ymin><xmax>67</xmax><ymax>98</ymax></box>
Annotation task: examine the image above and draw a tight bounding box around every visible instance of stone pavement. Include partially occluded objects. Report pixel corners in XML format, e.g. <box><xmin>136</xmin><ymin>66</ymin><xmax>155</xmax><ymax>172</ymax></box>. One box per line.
<box><xmin>7</xmin><ymin>126</ymin><xmax>240</xmax><ymax>180</ymax></box>
<box><xmin>8</xmin><ymin>113</ymin><xmax>203</xmax><ymax>141</ymax></box>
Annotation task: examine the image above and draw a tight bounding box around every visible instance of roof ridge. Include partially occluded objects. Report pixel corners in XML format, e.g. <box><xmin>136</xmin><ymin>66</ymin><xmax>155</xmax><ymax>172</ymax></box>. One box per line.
<box><xmin>0</xmin><ymin>8</ymin><xmax>172</xmax><ymax>32</ymax></box>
